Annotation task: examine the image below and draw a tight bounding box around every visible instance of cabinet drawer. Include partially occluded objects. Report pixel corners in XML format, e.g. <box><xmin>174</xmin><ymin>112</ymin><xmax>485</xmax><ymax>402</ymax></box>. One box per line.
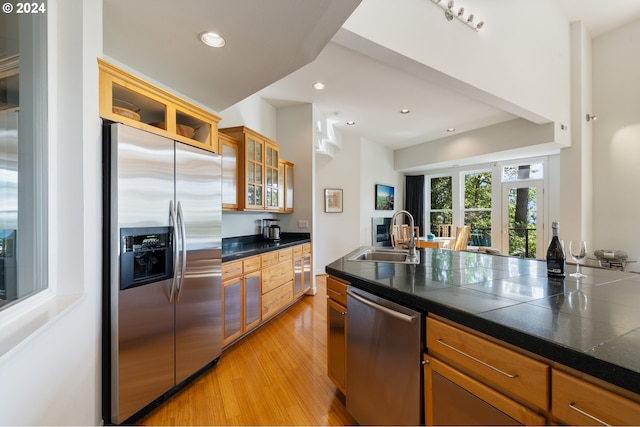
<box><xmin>261</xmin><ymin>251</ymin><xmax>279</xmax><ymax>268</ymax></box>
<box><xmin>262</xmin><ymin>281</ymin><xmax>293</xmax><ymax>318</ymax></box>
<box><xmin>293</xmin><ymin>245</ymin><xmax>303</xmax><ymax>258</ymax></box>
<box><xmin>427</xmin><ymin>317</ymin><xmax>549</xmax><ymax>410</ymax></box>
<box><xmin>327</xmin><ymin>276</ymin><xmax>348</xmax><ymax>306</ymax></box>
<box><xmin>243</xmin><ymin>255</ymin><xmax>261</xmax><ymax>273</ymax></box>
<box><xmin>552</xmin><ymin>369</ymin><xmax>640</xmax><ymax>425</ymax></box>
<box><xmin>262</xmin><ymin>261</ymin><xmax>294</xmax><ymax>294</ymax></box>
<box><xmin>278</xmin><ymin>247</ymin><xmax>293</xmax><ymax>262</ymax></box>
<box><xmin>302</xmin><ymin>243</ymin><xmax>311</xmax><ymax>255</ymax></box>
<box><xmin>222</xmin><ymin>260</ymin><xmax>243</xmax><ymax>279</ymax></box>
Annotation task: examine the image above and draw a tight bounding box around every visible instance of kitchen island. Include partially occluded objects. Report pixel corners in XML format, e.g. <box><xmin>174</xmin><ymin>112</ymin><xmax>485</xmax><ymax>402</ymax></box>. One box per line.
<box><xmin>326</xmin><ymin>247</ymin><xmax>640</xmax><ymax>424</ymax></box>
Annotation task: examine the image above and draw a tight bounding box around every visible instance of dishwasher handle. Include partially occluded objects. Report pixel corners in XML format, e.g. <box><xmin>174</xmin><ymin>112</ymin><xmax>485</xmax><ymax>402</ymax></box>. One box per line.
<box><xmin>347</xmin><ymin>289</ymin><xmax>417</xmax><ymax>324</ymax></box>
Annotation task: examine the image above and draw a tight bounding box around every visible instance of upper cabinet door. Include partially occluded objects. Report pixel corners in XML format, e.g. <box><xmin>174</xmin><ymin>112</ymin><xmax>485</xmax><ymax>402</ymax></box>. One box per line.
<box><xmin>219</xmin><ymin>126</ymin><xmax>288</xmax><ymax>212</ymax></box>
<box><xmin>220</xmin><ymin>133</ymin><xmax>239</xmax><ymax>210</ymax></box>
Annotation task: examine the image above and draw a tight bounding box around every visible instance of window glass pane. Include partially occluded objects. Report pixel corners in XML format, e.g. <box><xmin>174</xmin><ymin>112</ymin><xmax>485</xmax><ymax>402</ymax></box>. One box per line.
<box><xmin>464</xmin><ymin>172</ymin><xmax>491</xmax><ymax>209</ymax></box>
<box><xmin>502</xmin><ymin>162</ymin><xmax>543</xmax><ymax>182</ymax></box>
<box><xmin>0</xmin><ymin>7</ymin><xmax>48</xmax><ymax>310</ymax></box>
<box><xmin>430</xmin><ymin>176</ymin><xmax>452</xmax><ymax>209</ymax></box>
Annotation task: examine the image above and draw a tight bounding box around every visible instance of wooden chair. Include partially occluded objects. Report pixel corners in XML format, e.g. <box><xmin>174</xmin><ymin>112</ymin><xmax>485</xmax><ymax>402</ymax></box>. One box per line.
<box><xmin>391</xmin><ymin>225</ymin><xmax>419</xmax><ymax>248</ymax></box>
<box><xmin>437</xmin><ymin>224</ymin><xmax>452</xmax><ymax>238</ymax></box>
<box><xmin>453</xmin><ymin>226</ymin><xmax>471</xmax><ymax>251</ymax></box>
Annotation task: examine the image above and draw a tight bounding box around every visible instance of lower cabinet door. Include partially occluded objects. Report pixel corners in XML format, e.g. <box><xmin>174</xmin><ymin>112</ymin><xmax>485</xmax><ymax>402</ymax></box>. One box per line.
<box><xmin>222</xmin><ymin>278</ymin><xmax>242</xmax><ymax>345</ymax></box>
<box><xmin>244</xmin><ymin>271</ymin><xmax>261</xmax><ymax>330</ymax></box>
<box><xmin>327</xmin><ymin>298</ymin><xmax>347</xmax><ymax>394</ymax></box>
<box><xmin>424</xmin><ymin>355</ymin><xmax>545</xmax><ymax>426</ymax></box>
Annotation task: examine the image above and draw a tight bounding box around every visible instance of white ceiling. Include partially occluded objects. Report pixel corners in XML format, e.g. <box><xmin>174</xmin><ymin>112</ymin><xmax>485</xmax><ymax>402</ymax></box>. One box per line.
<box><xmin>103</xmin><ymin>0</ymin><xmax>640</xmax><ymax>151</ymax></box>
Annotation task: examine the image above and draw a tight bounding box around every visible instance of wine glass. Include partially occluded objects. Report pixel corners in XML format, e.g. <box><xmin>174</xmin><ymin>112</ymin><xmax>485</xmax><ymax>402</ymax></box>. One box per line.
<box><xmin>569</xmin><ymin>240</ymin><xmax>587</xmax><ymax>278</ymax></box>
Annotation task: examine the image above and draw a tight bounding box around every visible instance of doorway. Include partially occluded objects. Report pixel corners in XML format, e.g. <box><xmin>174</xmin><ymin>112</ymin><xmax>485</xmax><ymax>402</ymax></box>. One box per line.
<box><xmin>501</xmin><ymin>180</ymin><xmax>544</xmax><ymax>258</ymax></box>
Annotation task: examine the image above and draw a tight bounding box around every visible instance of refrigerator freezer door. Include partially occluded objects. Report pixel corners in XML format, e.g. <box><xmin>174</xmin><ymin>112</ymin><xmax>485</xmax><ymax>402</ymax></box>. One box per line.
<box><xmin>113</xmin><ymin>124</ymin><xmax>175</xmax><ymax>228</ymax></box>
<box><xmin>110</xmin><ymin>124</ymin><xmax>176</xmax><ymax>423</ymax></box>
<box><xmin>174</xmin><ymin>142</ymin><xmax>222</xmax><ymax>384</ymax></box>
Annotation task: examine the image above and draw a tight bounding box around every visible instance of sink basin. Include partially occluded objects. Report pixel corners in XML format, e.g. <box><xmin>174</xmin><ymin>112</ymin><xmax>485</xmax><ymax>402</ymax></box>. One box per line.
<box><xmin>347</xmin><ymin>247</ymin><xmax>420</xmax><ymax>264</ymax></box>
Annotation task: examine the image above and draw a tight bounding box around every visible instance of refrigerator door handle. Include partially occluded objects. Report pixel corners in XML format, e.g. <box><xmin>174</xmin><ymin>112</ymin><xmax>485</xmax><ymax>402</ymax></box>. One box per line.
<box><xmin>169</xmin><ymin>200</ymin><xmax>179</xmax><ymax>303</ymax></box>
<box><xmin>176</xmin><ymin>200</ymin><xmax>188</xmax><ymax>302</ymax></box>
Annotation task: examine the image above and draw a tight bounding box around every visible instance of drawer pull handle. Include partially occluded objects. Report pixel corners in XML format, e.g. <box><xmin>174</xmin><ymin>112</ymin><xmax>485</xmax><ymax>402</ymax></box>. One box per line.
<box><xmin>568</xmin><ymin>402</ymin><xmax>610</xmax><ymax>426</ymax></box>
<box><xmin>436</xmin><ymin>338</ymin><xmax>518</xmax><ymax>379</ymax></box>
<box><xmin>327</xmin><ymin>288</ymin><xmax>343</xmax><ymax>296</ymax></box>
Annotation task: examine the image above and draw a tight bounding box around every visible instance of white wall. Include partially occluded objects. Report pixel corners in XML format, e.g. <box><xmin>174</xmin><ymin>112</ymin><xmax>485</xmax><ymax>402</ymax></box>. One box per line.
<box><xmin>360</xmin><ymin>138</ymin><xmax>404</xmax><ymax>245</ymax></box>
<box><xmin>0</xmin><ymin>0</ymin><xmax>103</xmax><ymax>425</ymax></box>
<box><xmin>314</xmin><ymin>132</ymin><xmax>402</xmax><ymax>274</ymax></box>
<box><xmin>559</xmin><ymin>22</ymin><xmax>593</xmax><ymax>246</ymax></box>
<box><xmin>592</xmin><ymin>18</ymin><xmax>640</xmax><ymax>265</ymax></box>
<box><xmin>341</xmin><ymin>0</ymin><xmax>571</xmax><ymax>145</ymax></box>
<box><xmin>314</xmin><ymin>133</ymin><xmax>361</xmax><ymax>273</ymax></box>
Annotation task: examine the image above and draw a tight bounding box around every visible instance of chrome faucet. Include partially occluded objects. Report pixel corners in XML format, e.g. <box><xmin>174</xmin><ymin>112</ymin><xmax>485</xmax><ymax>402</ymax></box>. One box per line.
<box><xmin>391</xmin><ymin>209</ymin><xmax>417</xmax><ymax>259</ymax></box>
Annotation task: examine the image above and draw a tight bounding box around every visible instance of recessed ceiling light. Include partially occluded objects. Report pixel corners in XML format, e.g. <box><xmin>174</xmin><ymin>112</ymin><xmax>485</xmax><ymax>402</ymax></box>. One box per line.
<box><xmin>400</xmin><ymin>109</ymin><xmax>410</xmax><ymax>114</ymax></box>
<box><xmin>446</xmin><ymin>128</ymin><xmax>456</xmax><ymax>132</ymax></box>
<box><xmin>312</xmin><ymin>82</ymin><xmax>326</xmax><ymax>90</ymax></box>
<box><xmin>199</xmin><ymin>32</ymin><xmax>226</xmax><ymax>48</ymax></box>
<box><xmin>346</xmin><ymin>121</ymin><xmax>356</xmax><ymax>126</ymax></box>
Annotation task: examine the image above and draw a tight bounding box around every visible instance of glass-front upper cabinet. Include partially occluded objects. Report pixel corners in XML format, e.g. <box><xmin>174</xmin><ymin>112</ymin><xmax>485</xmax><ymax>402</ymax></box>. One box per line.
<box><xmin>219</xmin><ymin>126</ymin><xmax>282</xmax><ymax>211</ymax></box>
<box><xmin>265</xmin><ymin>141</ymin><xmax>279</xmax><ymax>210</ymax></box>
<box><xmin>246</xmin><ymin>134</ymin><xmax>264</xmax><ymax>209</ymax></box>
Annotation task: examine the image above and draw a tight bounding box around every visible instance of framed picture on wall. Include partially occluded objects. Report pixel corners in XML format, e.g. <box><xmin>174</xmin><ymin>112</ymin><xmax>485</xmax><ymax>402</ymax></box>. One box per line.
<box><xmin>324</xmin><ymin>188</ymin><xmax>343</xmax><ymax>213</ymax></box>
<box><xmin>375</xmin><ymin>184</ymin><xmax>394</xmax><ymax>210</ymax></box>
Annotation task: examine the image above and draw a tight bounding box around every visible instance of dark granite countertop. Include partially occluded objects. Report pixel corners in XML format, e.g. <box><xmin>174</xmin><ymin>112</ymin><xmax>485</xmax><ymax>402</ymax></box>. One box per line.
<box><xmin>222</xmin><ymin>233</ymin><xmax>310</xmax><ymax>262</ymax></box>
<box><xmin>326</xmin><ymin>247</ymin><xmax>640</xmax><ymax>396</ymax></box>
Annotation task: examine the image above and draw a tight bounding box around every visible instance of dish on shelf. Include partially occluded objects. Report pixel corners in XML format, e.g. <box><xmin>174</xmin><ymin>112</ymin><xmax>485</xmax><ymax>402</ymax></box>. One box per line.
<box><xmin>112</xmin><ymin>99</ymin><xmax>141</xmax><ymax>121</ymax></box>
<box><xmin>150</xmin><ymin>122</ymin><xmax>196</xmax><ymax>139</ymax></box>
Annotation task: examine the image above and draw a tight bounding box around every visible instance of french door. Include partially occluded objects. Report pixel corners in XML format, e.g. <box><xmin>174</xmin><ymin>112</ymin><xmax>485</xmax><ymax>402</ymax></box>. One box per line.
<box><xmin>501</xmin><ymin>180</ymin><xmax>544</xmax><ymax>258</ymax></box>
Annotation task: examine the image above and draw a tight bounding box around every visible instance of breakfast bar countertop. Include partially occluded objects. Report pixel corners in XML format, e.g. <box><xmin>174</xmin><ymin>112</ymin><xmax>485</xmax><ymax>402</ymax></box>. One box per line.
<box><xmin>326</xmin><ymin>247</ymin><xmax>640</xmax><ymax>396</ymax></box>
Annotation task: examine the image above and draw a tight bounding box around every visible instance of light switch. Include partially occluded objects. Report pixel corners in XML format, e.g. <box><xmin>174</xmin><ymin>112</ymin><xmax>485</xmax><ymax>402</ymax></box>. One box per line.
<box><xmin>298</xmin><ymin>220</ymin><xmax>309</xmax><ymax>229</ymax></box>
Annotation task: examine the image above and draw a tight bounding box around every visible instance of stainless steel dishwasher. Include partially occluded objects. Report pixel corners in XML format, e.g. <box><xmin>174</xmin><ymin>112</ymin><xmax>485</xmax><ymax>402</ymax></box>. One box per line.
<box><xmin>346</xmin><ymin>287</ymin><xmax>423</xmax><ymax>426</ymax></box>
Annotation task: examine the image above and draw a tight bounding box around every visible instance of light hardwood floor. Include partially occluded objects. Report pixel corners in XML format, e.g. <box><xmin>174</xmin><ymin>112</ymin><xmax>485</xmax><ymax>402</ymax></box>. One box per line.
<box><xmin>138</xmin><ymin>275</ymin><xmax>355</xmax><ymax>426</ymax></box>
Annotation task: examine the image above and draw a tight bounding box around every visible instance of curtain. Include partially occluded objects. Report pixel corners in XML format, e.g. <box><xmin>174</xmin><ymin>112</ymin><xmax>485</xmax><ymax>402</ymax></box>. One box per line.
<box><xmin>405</xmin><ymin>175</ymin><xmax>425</xmax><ymax>236</ymax></box>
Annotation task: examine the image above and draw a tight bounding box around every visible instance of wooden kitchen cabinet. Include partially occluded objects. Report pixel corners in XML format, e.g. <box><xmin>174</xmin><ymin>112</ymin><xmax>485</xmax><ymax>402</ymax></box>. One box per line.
<box><xmin>327</xmin><ymin>275</ymin><xmax>348</xmax><ymax>394</ymax></box>
<box><xmin>293</xmin><ymin>243</ymin><xmax>311</xmax><ymax>297</ymax></box>
<box><xmin>222</xmin><ymin>244</ymin><xmax>308</xmax><ymax>347</ymax></box>
<box><xmin>219</xmin><ymin>126</ymin><xmax>282</xmax><ymax>211</ymax></box>
<box><xmin>261</xmin><ymin>248</ymin><xmax>294</xmax><ymax>318</ymax></box>
<box><xmin>424</xmin><ymin>354</ymin><xmax>545</xmax><ymax>426</ymax></box>
<box><xmin>220</xmin><ymin>132</ymin><xmax>239</xmax><ymax>210</ymax></box>
<box><xmin>551</xmin><ymin>369</ymin><xmax>640</xmax><ymax>425</ymax></box>
<box><xmin>278</xmin><ymin>160</ymin><xmax>294</xmax><ymax>212</ymax></box>
<box><xmin>98</xmin><ymin>59</ymin><xmax>220</xmax><ymax>153</ymax></box>
<box><xmin>426</xmin><ymin>316</ymin><xmax>550</xmax><ymax>411</ymax></box>
<box><xmin>221</xmin><ymin>256</ymin><xmax>261</xmax><ymax>347</ymax></box>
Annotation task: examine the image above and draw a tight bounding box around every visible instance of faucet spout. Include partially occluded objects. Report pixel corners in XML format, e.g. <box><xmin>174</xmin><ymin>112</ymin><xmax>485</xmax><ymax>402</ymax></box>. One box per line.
<box><xmin>391</xmin><ymin>209</ymin><xmax>417</xmax><ymax>258</ymax></box>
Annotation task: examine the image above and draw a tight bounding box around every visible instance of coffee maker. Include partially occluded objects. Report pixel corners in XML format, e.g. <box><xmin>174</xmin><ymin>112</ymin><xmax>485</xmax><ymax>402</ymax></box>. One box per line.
<box><xmin>262</xmin><ymin>218</ymin><xmax>281</xmax><ymax>241</ymax></box>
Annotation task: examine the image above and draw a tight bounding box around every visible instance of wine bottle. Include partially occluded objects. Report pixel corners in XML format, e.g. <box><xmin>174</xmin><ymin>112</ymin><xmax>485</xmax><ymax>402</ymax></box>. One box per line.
<box><xmin>546</xmin><ymin>221</ymin><xmax>566</xmax><ymax>277</ymax></box>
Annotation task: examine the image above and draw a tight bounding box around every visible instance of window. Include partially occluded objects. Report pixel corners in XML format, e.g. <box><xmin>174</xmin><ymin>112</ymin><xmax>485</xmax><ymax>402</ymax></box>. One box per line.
<box><xmin>464</xmin><ymin>171</ymin><xmax>492</xmax><ymax>246</ymax></box>
<box><xmin>0</xmin><ymin>6</ymin><xmax>48</xmax><ymax>311</ymax></box>
<box><xmin>429</xmin><ymin>176</ymin><xmax>452</xmax><ymax>236</ymax></box>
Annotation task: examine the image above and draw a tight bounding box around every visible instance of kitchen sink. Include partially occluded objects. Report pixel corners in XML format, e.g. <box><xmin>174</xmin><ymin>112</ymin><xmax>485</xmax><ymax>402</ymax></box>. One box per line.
<box><xmin>347</xmin><ymin>247</ymin><xmax>420</xmax><ymax>264</ymax></box>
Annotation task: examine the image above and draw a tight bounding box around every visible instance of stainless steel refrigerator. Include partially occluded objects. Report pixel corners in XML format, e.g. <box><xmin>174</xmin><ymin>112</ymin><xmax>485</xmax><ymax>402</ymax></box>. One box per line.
<box><xmin>103</xmin><ymin>123</ymin><xmax>222</xmax><ymax>424</ymax></box>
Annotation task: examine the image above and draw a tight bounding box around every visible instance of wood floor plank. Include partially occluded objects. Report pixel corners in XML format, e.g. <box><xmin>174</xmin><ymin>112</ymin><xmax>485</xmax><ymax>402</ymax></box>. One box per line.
<box><xmin>138</xmin><ymin>276</ymin><xmax>355</xmax><ymax>426</ymax></box>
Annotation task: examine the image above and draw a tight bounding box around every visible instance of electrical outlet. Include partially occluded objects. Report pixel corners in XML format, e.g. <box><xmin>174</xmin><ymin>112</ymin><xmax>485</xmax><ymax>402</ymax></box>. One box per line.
<box><xmin>298</xmin><ymin>220</ymin><xmax>309</xmax><ymax>229</ymax></box>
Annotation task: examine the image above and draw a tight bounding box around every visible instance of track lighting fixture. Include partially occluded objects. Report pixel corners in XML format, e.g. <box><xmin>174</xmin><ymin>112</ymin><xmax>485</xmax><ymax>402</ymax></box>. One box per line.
<box><xmin>430</xmin><ymin>0</ymin><xmax>485</xmax><ymax>31</ymax></box>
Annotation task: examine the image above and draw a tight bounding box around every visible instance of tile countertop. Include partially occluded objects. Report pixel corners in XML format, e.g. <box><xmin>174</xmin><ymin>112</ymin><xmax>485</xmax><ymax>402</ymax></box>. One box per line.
<box><xmin>222</xmin><ymin>233</ymin><xmax>311</xmax><ymax>262</ymax></box>
<box><xmin>326</xmin><ymin>247</ymin><xmax>640</xmax><ymax>396</ymax></box>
